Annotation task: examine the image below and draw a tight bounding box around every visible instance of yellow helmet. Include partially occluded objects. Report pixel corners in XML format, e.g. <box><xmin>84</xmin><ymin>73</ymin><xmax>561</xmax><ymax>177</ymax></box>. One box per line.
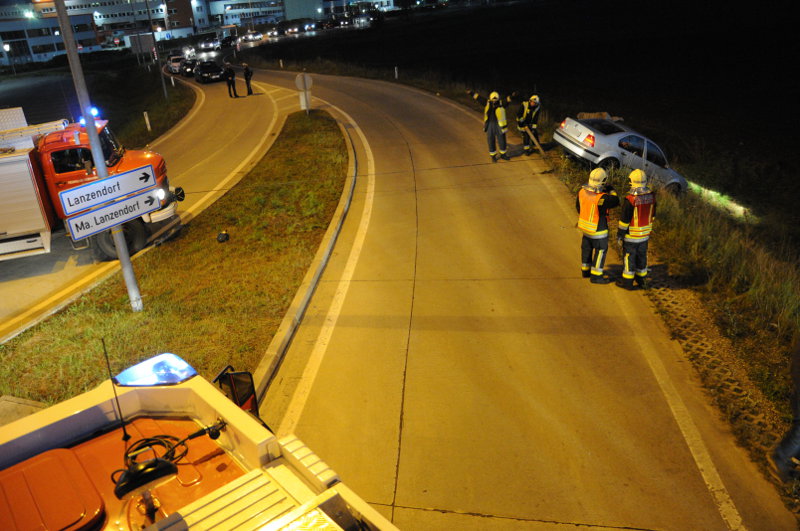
<box><xmin>529</xmin><ymin>94</ymin><xmax>540</xmax><ymax>104</ymax></box>
<box><xmin>629</xmin><ymin>169</ymin><xmax>647</xmax><ymax>187</ymax></box>
<box><xmin>588</xmin><ymin>168</ymin><xmax>607</xmax><ymax>189</ymax></box>
<box><xmin>489</xmin><ymin>91</ymin><xmax>500</xmax><ymax>101</ymax></box>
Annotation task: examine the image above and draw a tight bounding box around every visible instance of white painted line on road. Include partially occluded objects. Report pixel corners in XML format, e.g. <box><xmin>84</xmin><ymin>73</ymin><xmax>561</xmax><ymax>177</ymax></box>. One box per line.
<box><xmin>623</xmin><ymin>306</ymin><xmax>746</xmax><ymax>529</ymax></box>
<box><xmin>180</xmin><ymin>81</ymin><xmax>282</xmax><ymax>220</ymax></box>
<box><xmin>149</xmin><ymin>79</ymin><xmax>206</xmax><ymax>149</ymax></box>
<box><xmin>278</xmin><ymin>108</ymin><xmax>375</xmax><ymax>437</ymax></box>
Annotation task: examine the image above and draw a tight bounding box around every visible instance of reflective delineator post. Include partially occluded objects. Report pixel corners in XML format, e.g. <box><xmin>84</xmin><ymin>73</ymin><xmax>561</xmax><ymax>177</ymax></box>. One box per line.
<box><xmin>54</xmin><ymin>0</ymin><xmax>144</xmax><ymax>312</ymax></box>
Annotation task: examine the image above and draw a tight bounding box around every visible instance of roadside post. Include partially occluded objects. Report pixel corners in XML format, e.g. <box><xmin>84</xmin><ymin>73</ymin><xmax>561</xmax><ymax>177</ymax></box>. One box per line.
<box><xmin>54</xmin><ymin>0</ymin><xmax>144</xmax><ymax>312</ymax></box>
<box><xmin>295</xmin><ymin>73</ymin><xmax>312</xmax><ymax>116</ymax></box>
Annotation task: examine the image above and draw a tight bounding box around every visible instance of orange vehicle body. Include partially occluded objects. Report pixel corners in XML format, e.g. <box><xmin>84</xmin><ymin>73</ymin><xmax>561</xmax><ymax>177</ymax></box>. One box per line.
<box><xmin>33</xmin><ymin>121</ymin><xmax>171</xmax><ymax>221</ymax></box>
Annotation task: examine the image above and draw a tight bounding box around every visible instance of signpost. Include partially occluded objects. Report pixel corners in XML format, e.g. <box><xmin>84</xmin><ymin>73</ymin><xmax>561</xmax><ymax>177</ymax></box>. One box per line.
<box><xmin>59</xmin><ymin>164</ymin><xmax>156</xmax><ymax>216</ymax></box>
<box><xmin>66</xmin><ymin>188</ymin><xmax>162</xmax><ymax>241</ymax></box>
<box><xmin>295</xmin><ymin>73</ymin><xmax>312</xmax><ymax>115</ymax></box>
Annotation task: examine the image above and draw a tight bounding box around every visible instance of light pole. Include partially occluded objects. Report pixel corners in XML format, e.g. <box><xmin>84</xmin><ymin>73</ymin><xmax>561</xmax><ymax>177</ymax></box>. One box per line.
<box><xmin>3</xmin><ymin>44</ymin><xmax>15</xmax><ymax>76</ymax></box>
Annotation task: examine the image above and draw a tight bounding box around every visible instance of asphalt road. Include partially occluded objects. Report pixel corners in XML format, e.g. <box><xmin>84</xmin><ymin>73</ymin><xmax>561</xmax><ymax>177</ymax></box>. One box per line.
<box><xmin>255</xmin><ymin>72</ymin><xmax>796</xmax><ymax>530</ymax></box>
<box><xmin>2</xmin><ymin>67</ymin><xmax>796</xmax><ymax>529</ymax></box>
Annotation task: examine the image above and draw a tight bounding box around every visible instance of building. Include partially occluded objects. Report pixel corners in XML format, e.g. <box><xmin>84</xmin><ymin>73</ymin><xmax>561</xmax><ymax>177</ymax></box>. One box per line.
<box><xmin>1</xmin><ymin>3</ymin><xmax>98</xmax><ymax>66</ymax></box>
<box><xmin>1</xmin><ymin>0</ymin><xmax>290</xmax><ymax>66</ymax></box>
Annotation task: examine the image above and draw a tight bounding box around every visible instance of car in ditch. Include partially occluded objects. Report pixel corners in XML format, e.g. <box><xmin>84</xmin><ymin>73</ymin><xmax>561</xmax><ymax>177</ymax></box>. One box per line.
<box><xmin>554</xmin><ymin>115</ymin><xmax>687</xmax><ymax>194</ymax></box>
<box><xmin>193</xmin><ymin>60</ymin><xmax>224</xmax><ymax>83</ymax></box>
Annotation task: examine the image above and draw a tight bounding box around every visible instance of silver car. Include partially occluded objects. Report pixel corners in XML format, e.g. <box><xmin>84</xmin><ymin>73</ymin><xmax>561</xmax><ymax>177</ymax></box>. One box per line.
<box><xmin>554</xmin><ymin>117</ymin><xmax>687</xmax><ymax>194</ymax></box>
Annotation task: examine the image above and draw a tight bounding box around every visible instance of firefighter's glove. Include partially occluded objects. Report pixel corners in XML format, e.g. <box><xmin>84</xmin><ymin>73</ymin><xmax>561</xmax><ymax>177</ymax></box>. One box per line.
<box><xmin>517</xmin><ymin>121</ymin><xmax>525</xmax><ymax>129</ymax></box>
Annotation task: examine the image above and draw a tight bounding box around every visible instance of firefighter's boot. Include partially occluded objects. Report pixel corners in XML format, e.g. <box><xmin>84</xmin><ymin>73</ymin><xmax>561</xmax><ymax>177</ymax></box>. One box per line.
<box><xmin>634</xmin><ymin>275</ymin><xmax>649</xmax><ymax>290</ymax></box>
<box><xmin>619</xmin><ymin>277</ymin><xmax>635</xmax><ymax>290</ymax></box>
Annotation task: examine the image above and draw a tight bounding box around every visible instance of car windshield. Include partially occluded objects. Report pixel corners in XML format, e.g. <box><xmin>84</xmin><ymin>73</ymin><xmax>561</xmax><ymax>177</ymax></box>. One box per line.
<box><xmin>100</xmin><ymin>127</ymin><xmax>123</xmax><ymax>166</ymax></box>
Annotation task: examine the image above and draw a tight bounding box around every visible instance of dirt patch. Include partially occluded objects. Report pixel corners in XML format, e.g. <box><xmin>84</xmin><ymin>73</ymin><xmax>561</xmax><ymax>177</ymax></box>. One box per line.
<box><xmin>644</xmin><ymin>258</ymin><xmax>800</xmax><ymax>515</ymax></box>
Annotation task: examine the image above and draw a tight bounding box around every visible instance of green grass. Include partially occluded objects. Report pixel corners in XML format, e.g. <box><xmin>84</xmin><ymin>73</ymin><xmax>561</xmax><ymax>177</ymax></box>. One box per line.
<box><xmin>0</xmin><ymin>110</ymin><xmax>346</xmax><ymax>404</ymax></box>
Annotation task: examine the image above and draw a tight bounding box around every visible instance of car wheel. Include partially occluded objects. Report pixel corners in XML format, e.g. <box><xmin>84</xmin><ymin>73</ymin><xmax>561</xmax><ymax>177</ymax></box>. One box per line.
<box><xmin>664</xmin><ymin>182</ymin><xmax>683</xmax><ymax>197</ymax></box>
<box><xmin>599</xmin><ymin>158</ymin><xmax>620</xmax><ymax>171</ymax></box>
<box><xmin>92</xmin><ymin>219</ymin><xmax>148</xmax><ymax>261</ymax></box>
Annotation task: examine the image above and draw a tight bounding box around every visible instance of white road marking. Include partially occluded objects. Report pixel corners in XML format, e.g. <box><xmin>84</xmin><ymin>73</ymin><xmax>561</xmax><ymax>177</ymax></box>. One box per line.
<box><xmin>622</xmin><ymin>302</ymin><xmax>746</xmax><ymax>530</ymax></box>
<box><xmin>180</xmin><ymin>81</ymin><xmax>282</xmax><ymax>220</ymax></box>
<box><xmin>278</xmin><ymin>107</ymin><xmax>375</xmax><ymax>436</ymax></box>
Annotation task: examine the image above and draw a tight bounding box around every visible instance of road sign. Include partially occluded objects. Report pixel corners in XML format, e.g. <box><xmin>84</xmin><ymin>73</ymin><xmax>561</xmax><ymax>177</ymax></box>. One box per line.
<box><xmin>295</xmin><ymin>73</ymin><xmax>312</xmax><ymax>91</ymax></box>
<box><xmin>66</xmin><ymin>188</ymin><xmax>161</xmax><ymax>241</ymax></box>
<box><xmin>59</xmin><ymin>164</ymin><xmax>156</xmax><ymax>216</ymax></box>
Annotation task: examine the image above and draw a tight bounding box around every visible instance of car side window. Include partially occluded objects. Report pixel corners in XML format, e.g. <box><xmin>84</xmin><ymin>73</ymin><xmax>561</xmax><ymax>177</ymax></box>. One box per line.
<box><xmin>51</xmin><ymin>148</ymin><xmax>94</xmax><ymax>174</ymax></box>
<box><xmin>619</xmin><ymin>135</ymin><xmax>644</xmax><ymax>157</ymax></box>
<box><xmin>646</xmin><ymin>141</ymin><xmax>668</xmax><ymax>167</ymax></box>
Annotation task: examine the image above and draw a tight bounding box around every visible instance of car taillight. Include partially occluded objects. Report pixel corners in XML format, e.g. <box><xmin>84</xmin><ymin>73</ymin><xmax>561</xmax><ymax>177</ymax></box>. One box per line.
<box><xmin>583</xmin><ymin>134</ymin><xmax>595</xmax><ymax>148</ymax></box>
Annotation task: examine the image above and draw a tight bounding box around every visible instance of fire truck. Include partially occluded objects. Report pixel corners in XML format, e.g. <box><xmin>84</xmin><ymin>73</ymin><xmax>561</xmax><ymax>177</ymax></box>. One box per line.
<box><xmin>0</xmin><ymin>107</ymin><xmax>183</xmax><ymax>262</ymax></box>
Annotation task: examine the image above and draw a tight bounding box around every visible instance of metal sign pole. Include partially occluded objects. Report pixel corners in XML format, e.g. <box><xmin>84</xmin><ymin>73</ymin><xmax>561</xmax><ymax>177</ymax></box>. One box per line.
<box><xmin>54</xmin><ymin>0</ymin><xmax>144</xmax><ymax>312</ymax></box>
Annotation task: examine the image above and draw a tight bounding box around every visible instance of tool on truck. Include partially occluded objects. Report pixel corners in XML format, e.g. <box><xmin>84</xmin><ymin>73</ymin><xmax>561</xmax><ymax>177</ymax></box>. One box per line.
<box><xmin>0</xmin><ymin>107</ymin><xmax>183</xmax><ymax>262</ymax></box>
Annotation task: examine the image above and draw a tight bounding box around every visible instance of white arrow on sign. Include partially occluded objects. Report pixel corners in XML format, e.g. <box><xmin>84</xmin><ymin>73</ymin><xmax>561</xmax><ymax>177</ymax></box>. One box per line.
<box><xmin>66</xmin><ymin>188</ymin><xmax>161</xmax><ymax>241</ymax></box>
<box><xmin>59</xmin><ymin>164</ymin><xmax>156</xmax><ymax>216</ymax></box>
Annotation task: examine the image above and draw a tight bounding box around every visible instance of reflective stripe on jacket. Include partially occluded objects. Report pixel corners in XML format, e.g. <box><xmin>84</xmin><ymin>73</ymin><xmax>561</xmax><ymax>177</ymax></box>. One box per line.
<box><xmin>619</xmin><ymin>191</ymin><xmax>656</xmax><ymax>242</ymax></box>
<box><xmin>484</xmin><ymin>103</ymin><xmax>507</xmax><ymax>130</ymax></box>
<box><xmin>517</xmin><ymin>102</ymin><xmax>540</xmax><ymax>129</ymax></box>
<box><xmin>578</xmin><ymin>188</ymin><xmax>610</xmax><ymax>238</ymax></box>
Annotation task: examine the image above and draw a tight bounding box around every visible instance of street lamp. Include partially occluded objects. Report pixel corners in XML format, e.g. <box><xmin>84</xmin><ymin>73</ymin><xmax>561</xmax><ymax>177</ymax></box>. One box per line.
<box><xmin>3</xmin><ymin>43</ymin><xmax>15</xmax><ymax>76</ymax></box>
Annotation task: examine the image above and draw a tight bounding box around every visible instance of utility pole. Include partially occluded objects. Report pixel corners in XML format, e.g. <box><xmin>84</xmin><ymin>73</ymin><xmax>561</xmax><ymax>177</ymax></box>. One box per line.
<box><xmin>53</xmin><ymin>0</ymin><xmax>144</xmax><ymax>312</ymax></box>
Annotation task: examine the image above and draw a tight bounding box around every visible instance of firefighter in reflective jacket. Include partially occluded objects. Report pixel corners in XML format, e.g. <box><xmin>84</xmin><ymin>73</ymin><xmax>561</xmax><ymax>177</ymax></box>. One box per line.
<box><xmin>517</xmin><ymin>94</ymin><xmax>541</xmax><ymax>155</ymax></box>
<box><xmin>576</xmin><ymin>168</ymin><xmax>619</xmax><ymax>284</ymax></box>
<box><xmin>617</xmin><ymin>169</ymin><xmax>656</xmax><ymax>290</ymax></box>
<box><xmin>469</xmin><ymin>90</ymin><xmax>510</xmax><ymax>162</ymax></box>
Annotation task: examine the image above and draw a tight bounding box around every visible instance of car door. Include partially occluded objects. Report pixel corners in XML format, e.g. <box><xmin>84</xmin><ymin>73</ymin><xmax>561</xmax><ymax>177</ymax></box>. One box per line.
<box><xmin>617</xmin><ymin>134</ymin><xmax>647</xmax><ymax>172</ymax></box>
<box><xmin>644</xmin><ymin>140</ymin><xmax>670</xmax><ymax>186</ymax></box>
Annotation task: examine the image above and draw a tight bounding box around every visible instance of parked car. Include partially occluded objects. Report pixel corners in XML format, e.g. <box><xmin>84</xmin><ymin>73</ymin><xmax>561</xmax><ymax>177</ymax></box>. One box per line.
<box><xmin>193</xmin><ymin>61</ymin><xmax>224</xmax><ymax>83</ymax></box>
<box><xmin>167</xmin><ymin>56</ymin><xmax>183</xmax><ymax>74</ymax></box>
<box><xmin>220</xmin><ymin>35</ymin><xmax>236</xmax><ymax>47</ymax></box>
<box><xmin>198</xmin><ymin>38</ymin><xmax>220</xmax><ymax>51</ymax></box>
<box><xmin>179</xmin><ymin>58</ymin><xmax>197</xmax><ymax>77</ymax></box>
<box><xmin>554</xmin><ymin>116</ymin><xmax>687</xmax><ymax>194</ymax></box>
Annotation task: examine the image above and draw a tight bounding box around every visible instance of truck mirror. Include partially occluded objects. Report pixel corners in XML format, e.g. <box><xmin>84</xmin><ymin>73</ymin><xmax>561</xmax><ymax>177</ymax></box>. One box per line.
<box><xmin>213</xmin><ymin>365</ymin><xmax>260</xmax><ymax>418</ymax></box>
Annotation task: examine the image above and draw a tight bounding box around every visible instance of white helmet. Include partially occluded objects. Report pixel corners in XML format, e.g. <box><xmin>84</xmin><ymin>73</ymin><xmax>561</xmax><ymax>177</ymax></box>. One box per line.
<box><xmin>588</xmin><ymin>168</ymin><xmax>607</xmax><ymax>189</ymax></box>
<box><xmin>489</xmin><ymin>91</ymin><xmax>500</xmax><ymax>101</ymax></box>
<box><xmin>629</xmin><ymin>169</ymin><xmax>647</xmax><ymax>188</ymax></box>
<box><xmin>529</xmin><ymin>94</ymin><xmax>540</xmax><ymax>104</ymax></box>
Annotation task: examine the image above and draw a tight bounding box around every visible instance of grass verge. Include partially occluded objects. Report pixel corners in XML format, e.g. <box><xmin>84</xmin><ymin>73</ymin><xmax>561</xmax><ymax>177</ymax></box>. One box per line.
<box><xmin>0</xmin><ymin>110</ymin><xmax>346</xmax><ymax>405</ymax></box>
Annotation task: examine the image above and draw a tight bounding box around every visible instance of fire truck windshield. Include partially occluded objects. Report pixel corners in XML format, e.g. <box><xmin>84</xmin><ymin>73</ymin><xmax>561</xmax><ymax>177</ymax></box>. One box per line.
<box><xmin>99</xmin><ymin>127</ymin><xmax>123</xmax><ymax>166</ymax></box>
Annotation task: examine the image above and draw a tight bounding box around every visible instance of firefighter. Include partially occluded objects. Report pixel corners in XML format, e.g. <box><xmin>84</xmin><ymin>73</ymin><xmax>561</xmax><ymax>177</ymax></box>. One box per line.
<box><xmin>469</xmin><ymin>90</ymin><xmax>510</xmax><ymax>162</ymax></box>
<box><xmin>517</xmin><ymin>94</ymin><xmax>541</xmax><ymax>155</ymax></box>
<box><xmin>617</xmin><ymin>169</ymin><xmax>656</xmax><ymax>290</ymax></box>
<box><xmin>576</xmin><ymin>168</ymin><xmax>619</xmax><ymax>284</ymax></box>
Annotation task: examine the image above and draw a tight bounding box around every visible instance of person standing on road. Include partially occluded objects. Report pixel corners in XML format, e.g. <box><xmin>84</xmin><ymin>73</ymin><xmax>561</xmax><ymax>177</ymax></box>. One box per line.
<box><xmin>577</xmin><ymin>168</ymin><xmax>619</xmax><ymax>284</ymax></box>
<box><xmin>617</xmin><ymin>169</ymin><xmax>656</xmax><ymax>290</ymax></box>
<box><xmin>224</xmin><ymin>63</ymin><xmax>238</xmax><ymax>98</ymax></box>
<box><xmin>469</xmin><ymin>90</ymin><xmax>510</xmax><ymax>162</ymax></box>
<box><xmin>517</xmin><ymin>94</ymin><xmax>541</xmax><ymax>155</ymax></box>
<box><xmin>770</xmin><ymin>341</ymin><xmax>800</xmax><ymax>482</ymax></box>
<box><xmin>243</xmin><ymin>63</ymin><xmax>253</xmax><ymax>96</ymax></box>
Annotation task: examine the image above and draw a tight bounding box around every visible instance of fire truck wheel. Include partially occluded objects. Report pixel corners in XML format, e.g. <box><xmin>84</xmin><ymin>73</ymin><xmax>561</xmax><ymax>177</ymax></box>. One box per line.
<box><xmin>93</xmin><ymin>219</ymin><xmax>148</xmax><ymax>261</ymax></box>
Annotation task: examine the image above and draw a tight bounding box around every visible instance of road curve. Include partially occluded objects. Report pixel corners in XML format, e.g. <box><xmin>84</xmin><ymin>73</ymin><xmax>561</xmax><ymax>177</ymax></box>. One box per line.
<box><xmin>255</xmin><ymin>71</ymin><xmax>794</xmax><ymax>530</ymax></box>
<box><xmin>0</xmin><ymin>72</ymin><xmax>286</xmax><ymax>342</ymax></box>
